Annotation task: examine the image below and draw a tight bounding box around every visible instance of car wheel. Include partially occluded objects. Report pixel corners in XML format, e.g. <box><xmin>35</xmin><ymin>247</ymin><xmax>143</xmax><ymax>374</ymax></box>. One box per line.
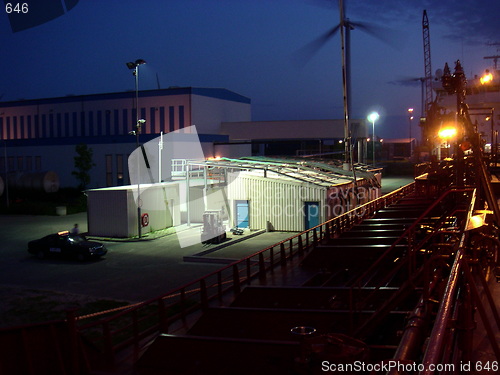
<box><xmin>36</xmin><ymin>250</ymin><xmax>45</xmax><ymax>260</ymax></box>
<box><xmin>77</xmin><ymin>253</ymin><xmax>86</xmax><ymax>262</ymax></box>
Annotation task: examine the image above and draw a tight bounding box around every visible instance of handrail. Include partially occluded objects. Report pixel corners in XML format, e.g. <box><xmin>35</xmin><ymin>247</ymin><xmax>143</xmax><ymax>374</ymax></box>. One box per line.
<box><xmin>419</xmin><ymin>189</ymin><xmax>476</xmax><ymax>375</ymax></box>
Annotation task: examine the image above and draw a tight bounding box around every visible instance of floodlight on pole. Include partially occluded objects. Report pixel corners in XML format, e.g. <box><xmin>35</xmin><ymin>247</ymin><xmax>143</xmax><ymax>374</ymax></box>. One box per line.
<box><xmin>408</xmin><ymin>108</ymin><xmax>414</xmax><ymax>158</ymax></box>
<box><xmin>125</xmin><ymin>58</ymin><xmax>146</xmax><ymax>238</ymax></box>
<box><xmin>367</xmin><ymin>112</ymin><xmax>379</xmax><ymax>166</ymax></box>
<box><xmin>126</xmin><ymin>59</ymin><xmax>147</xmax><ymax>128</ymax></box>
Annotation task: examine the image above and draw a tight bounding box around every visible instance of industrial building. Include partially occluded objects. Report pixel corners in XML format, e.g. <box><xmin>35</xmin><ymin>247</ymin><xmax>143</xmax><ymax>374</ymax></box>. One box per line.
<box><xmin>86</xmin><ymin>156</ymin><xmax>380</xmax><ymax>238</ymax></box>
<box><xmin>0</xmin><ymin>87</ymin><xmax>251</xmax><ymax>189</ymax></box>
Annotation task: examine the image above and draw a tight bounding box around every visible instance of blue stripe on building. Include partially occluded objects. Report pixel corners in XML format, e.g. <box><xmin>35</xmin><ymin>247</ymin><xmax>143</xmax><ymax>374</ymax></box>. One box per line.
<box><xmin>169</xmin><ymin>106</ymin><xmax>175</xmax><ymax>132</ymax></box>
<box><xmin>179</xmin><ymin>106</ymin><xmax>184</xmax><ymax>129</ymax></box>
<box><xmin>159</xmin><ymin>107</ymin><xmax>165</xmax><ymax>133</ymax></box>
<box><xmin>150</xmin><ymin>107</ymin><xmax>156</xmax><ymax>133</ymax></box>
<box><xmin>28</xmin><ymin>115</ymin><xmax>32</xmax><ymax>138</ymax></box>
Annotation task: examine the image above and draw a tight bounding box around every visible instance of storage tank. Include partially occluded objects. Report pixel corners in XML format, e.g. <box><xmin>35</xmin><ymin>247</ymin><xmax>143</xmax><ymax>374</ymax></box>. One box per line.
<box><xmin>13</xmin><ymin>171</ymin><xmax>60</xmax><ymax>193</ymax></box>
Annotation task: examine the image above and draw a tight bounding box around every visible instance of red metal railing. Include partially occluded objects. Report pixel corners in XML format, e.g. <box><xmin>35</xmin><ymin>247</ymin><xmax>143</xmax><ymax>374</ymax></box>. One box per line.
<box><xmin>419</xmin><ymin>189</ymin><xmax>500</xmax><ymax>374</ymax></box>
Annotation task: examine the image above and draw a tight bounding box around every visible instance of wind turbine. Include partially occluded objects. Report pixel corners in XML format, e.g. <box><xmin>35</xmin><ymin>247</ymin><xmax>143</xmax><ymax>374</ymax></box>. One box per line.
<box><xmin>296</xmin><ymin>0</ymin><xmax>390</xmax><ymax>168</ymax></box>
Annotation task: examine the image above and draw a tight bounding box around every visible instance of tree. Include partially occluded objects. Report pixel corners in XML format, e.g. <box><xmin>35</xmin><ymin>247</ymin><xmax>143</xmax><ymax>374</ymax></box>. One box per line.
<box><xmin>72</xmin><ymin>144</ymin><xmax>95</xmax><ymax>190</ymax></box>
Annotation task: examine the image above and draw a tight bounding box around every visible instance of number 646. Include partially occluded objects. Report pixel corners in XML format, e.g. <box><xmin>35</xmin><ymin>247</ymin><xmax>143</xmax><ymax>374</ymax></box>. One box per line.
<box><xmin>5</xmin><ymin>3</ymin><xmax>29</xmax><ymax>14</ymax></box>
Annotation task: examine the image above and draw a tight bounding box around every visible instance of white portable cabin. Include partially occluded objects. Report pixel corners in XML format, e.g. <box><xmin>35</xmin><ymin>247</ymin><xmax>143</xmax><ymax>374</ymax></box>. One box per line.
<box><xmin>86</xmin><ymin>182</ymin><xmax>181</xmax><ymax>238</ymax></box>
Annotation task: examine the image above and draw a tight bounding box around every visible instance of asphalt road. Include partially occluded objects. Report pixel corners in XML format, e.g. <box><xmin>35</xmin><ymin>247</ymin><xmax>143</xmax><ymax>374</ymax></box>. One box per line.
<box><xmin>0</xmin><ymin>213</ymin><xmax>293</xmax><ymax>303</ymax></box>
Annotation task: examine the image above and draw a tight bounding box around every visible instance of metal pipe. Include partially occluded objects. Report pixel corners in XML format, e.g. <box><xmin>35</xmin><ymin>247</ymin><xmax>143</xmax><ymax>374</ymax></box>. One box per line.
<box><xmin>420</xmin><ymin>188</ymin><xmax>477</xmax><ymax>373</ymax></box>
<box><xmin>420</xmin><ymin>246</ymin><xmax>465</xmax><ymax>374</ymax></box>
<box><xmin>387</xmin><ymin>266</ymin><xmax>443</xmax><ymax>375</ymax></box>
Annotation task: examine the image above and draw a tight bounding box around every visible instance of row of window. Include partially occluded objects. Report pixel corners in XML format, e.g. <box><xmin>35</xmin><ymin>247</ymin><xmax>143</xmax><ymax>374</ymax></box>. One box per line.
<box><xmin>0</xmin><ymin>155</ymin><xmax>42</xmax><ymax>172</ymax></box>
<box><xmin>0</xmin><ymin>106</ymin><xmax>185</xmax><ymax>140</ymax></box>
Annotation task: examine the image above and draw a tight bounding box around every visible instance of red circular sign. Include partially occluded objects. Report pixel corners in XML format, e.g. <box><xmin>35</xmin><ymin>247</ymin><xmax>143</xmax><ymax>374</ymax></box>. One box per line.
<box><xmin>141</xmin><ymin>213</ymin><xmax>149</xmax><ymax>227</ymax></box>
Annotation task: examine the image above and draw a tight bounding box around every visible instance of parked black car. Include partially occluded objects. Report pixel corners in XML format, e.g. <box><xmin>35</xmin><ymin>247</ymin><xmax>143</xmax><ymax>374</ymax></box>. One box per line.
<box><xmin>28</xmin><ymin>231</ymin><xmax>107</xmax><ymax>261</ymax></box>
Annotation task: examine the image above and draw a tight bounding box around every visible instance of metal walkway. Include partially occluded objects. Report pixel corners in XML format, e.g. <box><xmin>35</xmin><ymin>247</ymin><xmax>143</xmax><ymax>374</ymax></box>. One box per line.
<box><xmin>130</xmin><ymin>185</ymin><xmax>499</xmax><ymax>374</ymax></box>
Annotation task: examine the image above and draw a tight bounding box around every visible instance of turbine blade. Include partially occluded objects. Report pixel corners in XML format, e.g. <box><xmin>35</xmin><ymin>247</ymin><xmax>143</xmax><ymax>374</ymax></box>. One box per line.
<box><xmin>348</xmin><ymin>20</ymin><xmax>398</xmax><ymax>48</ymax></box>
<box><xmin>388</xmin><ymin>76</ymin><xmax>427</xmax><ymax>87</ymax></box>
<box><xmin>292</xmin><ymin>24</ymin><xmax>341</xmax><ymax>67</ymax></box>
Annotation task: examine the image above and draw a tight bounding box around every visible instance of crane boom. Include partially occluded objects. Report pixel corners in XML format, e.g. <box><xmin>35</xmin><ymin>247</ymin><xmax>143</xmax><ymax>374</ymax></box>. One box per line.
<box><xmin>422</xmin><ymin>10</ymin><xmax>433</xmax><ymax>116</ymax></box>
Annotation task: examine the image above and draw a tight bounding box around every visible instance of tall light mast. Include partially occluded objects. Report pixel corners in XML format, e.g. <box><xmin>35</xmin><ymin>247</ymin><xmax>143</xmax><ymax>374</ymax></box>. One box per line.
<box><xmin>422</xmin><ymin>10</ymin><xmax>433</xmax><ymax>116</ymax></box>
<box><xmin>339</xmin><ymin>0</ymin><xmax>350</xmax><ymax>169</ymax></box>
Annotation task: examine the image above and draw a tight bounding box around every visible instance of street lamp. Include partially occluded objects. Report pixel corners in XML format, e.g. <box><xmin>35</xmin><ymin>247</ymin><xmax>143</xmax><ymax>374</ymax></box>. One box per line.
<box><xmin>408</xmin><ymin>108</ymin><xmax>414</xmax><ymax>159</ymax></box>
<box><xmin>126</xmin><ymin>58</ymin><xmax>146</xmax><ymax>238</ymax></box>
<box><xmin>367</xmin><ymin>112</ymin><xmax>379</xmax><ymax>166</ymax></box>
<box><xmin>126</xmin><ymin>59</ymin><xmax>146</xmax><ymax>132</ymax></box>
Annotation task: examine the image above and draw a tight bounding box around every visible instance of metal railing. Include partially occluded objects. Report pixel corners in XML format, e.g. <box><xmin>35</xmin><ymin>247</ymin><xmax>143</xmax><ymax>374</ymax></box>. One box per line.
<box><xmin>76</xmin><ymin>182</ymin><xmax>415</xmax><ymax>366</ymax></box>
<box><xmin>419</xmin><ymin>188</ymin><xmax>500</xmax><ymax>374</ymax></box>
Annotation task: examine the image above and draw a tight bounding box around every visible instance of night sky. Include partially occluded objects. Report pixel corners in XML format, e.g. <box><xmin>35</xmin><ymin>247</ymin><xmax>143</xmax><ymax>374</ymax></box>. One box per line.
<box><xmin>1</xmin><ymin>0</ymin><xmax>499</xmax><ymax>139</ymax></box>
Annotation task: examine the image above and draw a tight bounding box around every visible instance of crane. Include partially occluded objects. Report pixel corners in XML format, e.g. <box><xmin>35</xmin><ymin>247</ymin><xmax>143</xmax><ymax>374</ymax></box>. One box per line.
<box><xmin>485</xmin><ymin>42</ymin><xmax>500</xmax><ymax>69</ymax></box>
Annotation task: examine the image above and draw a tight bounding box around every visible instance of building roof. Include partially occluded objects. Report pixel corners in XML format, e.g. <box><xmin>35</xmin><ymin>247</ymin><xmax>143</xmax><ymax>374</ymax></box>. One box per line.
<box><xmin>0</xmin><ymin>87</ymin><xmax>251</xmax><ymax>108</ymax></box>
<box><xmin>191</xmin><ymin>156</ymin><xmax>380</xmax><ymax>188</ymax></box>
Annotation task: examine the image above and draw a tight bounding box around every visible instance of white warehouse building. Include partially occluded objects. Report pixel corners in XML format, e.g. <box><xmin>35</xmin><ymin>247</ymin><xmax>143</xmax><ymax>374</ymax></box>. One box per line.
<box><xmin>0</xmin><ymin>87</ymin><xmax>252</xmax><ymax>189</ymax></box>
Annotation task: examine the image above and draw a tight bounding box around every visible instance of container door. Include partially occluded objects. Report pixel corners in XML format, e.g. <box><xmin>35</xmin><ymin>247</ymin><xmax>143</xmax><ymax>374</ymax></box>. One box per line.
<box><xmin>304</xmin><ymin>201</ymin><xmax>320</xmax><ymax>230</ymax></box>
<box><xmin>235</xmin><ymin>200</ymin><xmax>249</xmax><ymax>228</ymax></box>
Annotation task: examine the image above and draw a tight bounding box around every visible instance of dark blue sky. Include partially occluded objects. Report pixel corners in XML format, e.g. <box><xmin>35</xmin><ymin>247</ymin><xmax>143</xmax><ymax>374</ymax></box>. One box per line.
<box><xmin>1</xmin><ymin>0</ymin><xmax>499</xmax><ymax>139</ymax></box>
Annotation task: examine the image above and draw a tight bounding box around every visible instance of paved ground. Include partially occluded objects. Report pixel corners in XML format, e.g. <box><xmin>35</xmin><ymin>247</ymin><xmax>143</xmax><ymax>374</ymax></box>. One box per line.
<box><xmin>0</xmin><ymin>175</ymin><xmax>414</xmax><ymax>326</ymax></box>
<box><xmin>0</xmin><ymin>213</ymin><xmax>295</xmax><ymax>302</ymax></box>
<box><xmin>380</xmin><ymin>175</ymin><xmax>414</xmax><ymax>194</ymax></box>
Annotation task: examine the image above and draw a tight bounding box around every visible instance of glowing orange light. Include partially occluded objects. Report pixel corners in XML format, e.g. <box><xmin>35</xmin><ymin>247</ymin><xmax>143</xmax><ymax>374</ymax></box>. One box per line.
<box><xmin>438</xmin><ymin>127</ymin><xmax>457</xmax><ymax>139</ymax></box>
<box><xmin>480</xmin><ymin>71</ymin><xmax>493</xmax><ymax>85</ymax></box>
